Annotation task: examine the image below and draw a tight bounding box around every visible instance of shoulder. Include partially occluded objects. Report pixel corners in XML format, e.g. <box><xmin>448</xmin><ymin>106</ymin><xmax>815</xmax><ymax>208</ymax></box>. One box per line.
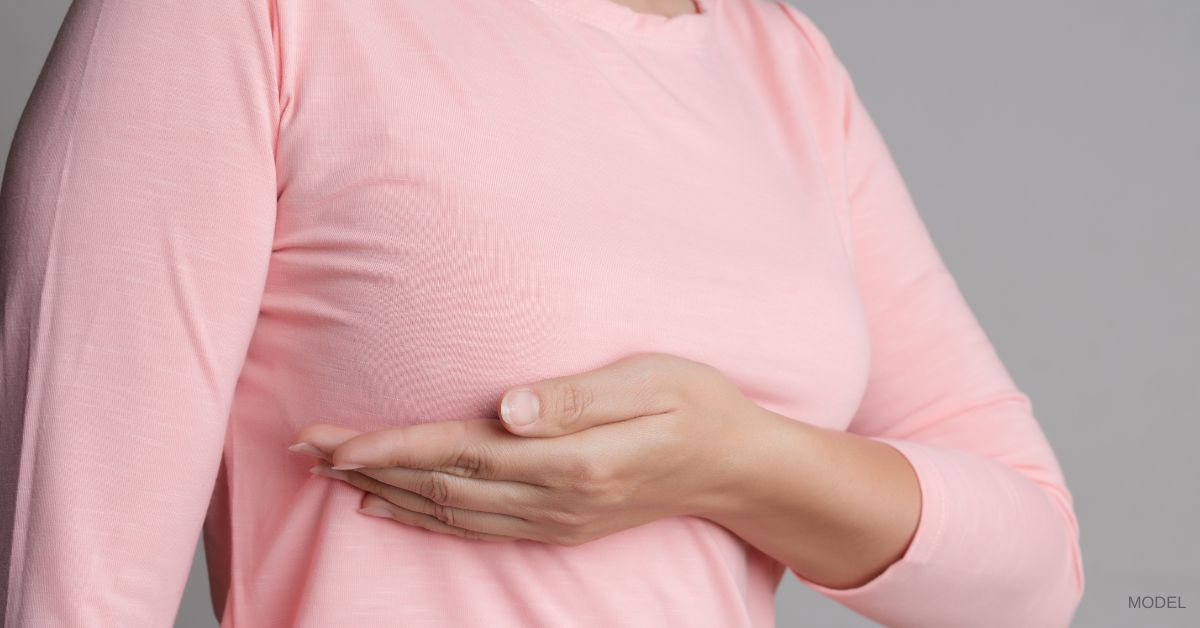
<box><xmin>715</xmin><ymin>0</ymin><xmax>846</xmax><ymax>110</ymax></box>
<box><xmin>716</xmin><ymin>0</ymin><xmax>848</xmax><ymax>129</ymax></box>
<box><xmin>718</xmin><ymin>0</ymin><xmax>839</xmax><ymax>69</ymax></box>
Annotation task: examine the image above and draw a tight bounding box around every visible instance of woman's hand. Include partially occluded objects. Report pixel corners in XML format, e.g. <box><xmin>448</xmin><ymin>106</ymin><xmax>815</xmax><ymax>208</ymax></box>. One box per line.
<box><xmin>289</xmin><ymin>352</ymin><xmax>767</xmax><ymax>545</ymax></box>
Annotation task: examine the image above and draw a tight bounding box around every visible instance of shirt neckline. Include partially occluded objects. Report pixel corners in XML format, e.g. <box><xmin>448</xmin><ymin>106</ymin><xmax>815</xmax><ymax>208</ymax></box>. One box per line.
<box><xmin>524</xmin><ymin>0</ymin><xmax>723</xmax><ymax>47</ymax></box>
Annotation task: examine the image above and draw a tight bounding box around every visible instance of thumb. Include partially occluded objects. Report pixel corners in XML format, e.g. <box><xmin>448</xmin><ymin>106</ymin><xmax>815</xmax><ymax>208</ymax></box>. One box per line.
<box><xmin>497</xmin><ymin>354</ymin><xmax>678</xmax><ymax>437</ymax></box>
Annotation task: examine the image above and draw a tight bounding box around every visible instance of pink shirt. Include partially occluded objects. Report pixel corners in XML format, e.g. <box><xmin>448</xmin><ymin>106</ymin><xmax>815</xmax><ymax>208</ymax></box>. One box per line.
<box><xmin>1</xmin><ymin>0</ymin><xmax>1084</xmax><ymax>626</ymax></box>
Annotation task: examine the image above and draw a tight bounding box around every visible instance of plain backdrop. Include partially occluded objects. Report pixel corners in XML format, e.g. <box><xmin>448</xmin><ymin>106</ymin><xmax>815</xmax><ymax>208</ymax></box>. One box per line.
<box><xmin>2</xmin><ymin>1</ymin><xmax>1197</xmax><ymax>627</ymax></box>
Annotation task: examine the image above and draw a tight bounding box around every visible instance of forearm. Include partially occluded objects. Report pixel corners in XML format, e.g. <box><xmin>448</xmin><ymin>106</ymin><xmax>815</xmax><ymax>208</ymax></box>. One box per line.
<box><xmin>695</xmin><ymin>406</ymin><xmax>922</xmax><ymax>590</ymax></box>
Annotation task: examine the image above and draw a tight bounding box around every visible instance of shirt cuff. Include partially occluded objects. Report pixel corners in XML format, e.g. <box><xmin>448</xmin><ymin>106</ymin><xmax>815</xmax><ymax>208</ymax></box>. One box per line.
<box><xmin>788</xmin><ymin>436</ymin><xmax>948</xmax><ymax>598</ymax></box>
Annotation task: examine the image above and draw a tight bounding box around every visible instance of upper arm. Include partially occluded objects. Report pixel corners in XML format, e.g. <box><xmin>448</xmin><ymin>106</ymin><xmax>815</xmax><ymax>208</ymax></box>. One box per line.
<box><xmin>1</xmin><ymin>0</ymin><xmax>281</xmax><ymax>624</ymax></box>
<box><xmin>775</xmin><ymin>5</ymin><xmax>1084</xmax><ymax>623</ymax></box>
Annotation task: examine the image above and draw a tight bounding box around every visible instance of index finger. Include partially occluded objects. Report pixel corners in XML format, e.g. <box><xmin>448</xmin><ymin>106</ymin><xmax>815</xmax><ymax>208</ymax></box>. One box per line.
<box><xmin>327</xmin><ymin>418</ymin><xmax>562</xmax><ymax>484</ymax></box>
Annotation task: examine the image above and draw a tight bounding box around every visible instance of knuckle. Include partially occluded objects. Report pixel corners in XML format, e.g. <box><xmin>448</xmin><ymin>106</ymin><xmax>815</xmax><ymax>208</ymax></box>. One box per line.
<box><xmin>623</xmin><ymin>353</ymin><xmax>661</xmax><ymax>382</ymax></box>
<box><xmin>561</xmin><ymin>466</ymin><xmax>626</xmax><ymax>512</ymax></box>
<box><xmin>580</xmin><ymin>476</ymin><xmax>616</xmax><ymax>505</ymax></box>
<box><xmin>561</xmin><ymin>454</ymin><xmax>605</xmax><ymax>488</ymax></box>
<box><xmin>418</xmin><ymin>473</ymin><xmax>452</xmax><ymax>505</ymax></box>
<box><xmin>631</xmin><ymin>351</ymin><xmax>679</xmax><ymax>381</ymax></box>
<box><xmin>544</xmin><ymin>505</ymin><xmax>586</xmax><ymax>528</ymax></box>
<box><xmin>688</xmin><ymin>361</ymin><xmax>731</xmax><ymax>397</ymax></box>
<box><xmin>430</xmin><ymin>501</ymin><xmax>456</xmax><ymax>527</ymax></box>
<box><xmin>576</xmin><ymin>464</ymin><xmax>631</xmax><ymax>510</ymax></box>
<box><xmin>625</xmin><ymin>354</ymin><xmax>682</xmax><ymax>410</ymax></box>
<box><xmin>593</xmin><ymin>483</ymin><xmax>628</xmax><ymax>512</ymax></box>
<box><xmin>451</xmin><ymin>444</ymin><xmax>488</xmax><ymax>479</ymax></box>
<box><xmin>553</xmin><ymin>381</ymin><xmax>594</xmax><ymax>427</ymax></box>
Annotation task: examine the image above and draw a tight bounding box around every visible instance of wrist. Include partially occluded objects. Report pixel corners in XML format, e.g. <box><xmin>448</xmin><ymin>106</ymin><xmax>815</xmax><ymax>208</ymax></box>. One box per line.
<box><xmin>688</xmin><ymin>403</ymin><xmax>826</xmax><ymax>526</ymax></box>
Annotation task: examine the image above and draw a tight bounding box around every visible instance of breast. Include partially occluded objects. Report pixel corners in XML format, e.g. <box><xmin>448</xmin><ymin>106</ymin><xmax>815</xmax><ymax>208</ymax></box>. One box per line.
<box><xmin>250</xmin><ymin>4</ymin><xmax>870</xmax><ymax>436</ymax></box>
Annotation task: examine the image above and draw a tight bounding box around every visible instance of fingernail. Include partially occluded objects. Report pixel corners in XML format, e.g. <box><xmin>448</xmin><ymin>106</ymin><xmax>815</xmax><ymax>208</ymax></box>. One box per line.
<box><xmin>288</xmin><ymin>442</ymin><xmax>324</xmax><ymax>457</ymax></box>
<box><xmin>501</xmin><ymin>388</ymin><xmax>539</xmax><ymax>426</ymax></box>
<box><xmin>358</xmin><ymin>505</ymin><xmax>392</xmax><ymax>518</ymax></box>
<box><xmin>331</xmin><ymin>462</ymin><xmax>364</xmax><ymax>470</ymax></box>
<box><xmin>310</xmin><ymin>465</ymin><xmax>350</xmax><ymax>481</ymax></box>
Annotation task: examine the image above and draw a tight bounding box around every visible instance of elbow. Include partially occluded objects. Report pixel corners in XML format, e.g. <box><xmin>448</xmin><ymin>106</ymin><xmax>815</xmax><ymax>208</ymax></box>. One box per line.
<box><xmin>1059</xmin><ymin>520</ymin><xmax>1086</xmax><ymax>626</ymax></box>
<box><xmin>1024</xmin><ymin>485</ymin><xmax>1086</xmax><ymax>628</ymax></box>
<box><xmin>1043</xmin><ymin>540</ymin><xmax>1085</xmax><ymax>628</ymax></box>
<box><xmin>1056</xmin><ymin>485</ymin><xmax>1086</xmax><ymax>622</ymax></box>
<box><xmin>1067</xmin><ymin>523</ymin><xmax>1086</xmax><ymax>606</ymax></box>
<box><xmin>1032</xmin><ymin>546</ymin><xmax>1085</xmax><ymax>628</ymax></box>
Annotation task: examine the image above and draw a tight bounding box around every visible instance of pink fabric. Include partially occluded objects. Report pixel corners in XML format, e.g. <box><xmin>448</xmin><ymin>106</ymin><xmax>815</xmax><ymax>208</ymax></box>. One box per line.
<box><xmin>1</xmin><ymin>0</ymin><xmax>1084</xmax><ymax>626</ymax></box>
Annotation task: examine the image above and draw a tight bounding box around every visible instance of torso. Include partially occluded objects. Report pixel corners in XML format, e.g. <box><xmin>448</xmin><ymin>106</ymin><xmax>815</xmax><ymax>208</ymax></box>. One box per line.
<box><xmin>208</xmin><ymin>2</ymin><xmax>867</xmax><ymax>626</ymax></box>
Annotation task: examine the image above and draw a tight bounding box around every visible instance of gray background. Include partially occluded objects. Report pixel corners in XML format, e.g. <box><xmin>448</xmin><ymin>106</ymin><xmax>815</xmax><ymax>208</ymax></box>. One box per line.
<box><xmin>2</xmin><ymin>1</ymin><xmax>1196</xmax><ymax>626</ymax></box>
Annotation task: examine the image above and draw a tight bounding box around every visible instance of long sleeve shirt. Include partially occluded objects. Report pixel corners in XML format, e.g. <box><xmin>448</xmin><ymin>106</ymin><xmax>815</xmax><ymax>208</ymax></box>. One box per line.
<box><xmin>0</xmin><ymin>0</ymin><xmax>1085</xmax><ymax>626</ymax></box>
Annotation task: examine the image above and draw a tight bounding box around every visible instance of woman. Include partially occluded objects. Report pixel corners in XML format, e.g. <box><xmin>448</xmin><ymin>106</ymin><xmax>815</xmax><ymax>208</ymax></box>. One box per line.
<box><xmin>0</xmin><ymin>0</ymin><xmax>1084</xmax><ymax>626</ymax></box>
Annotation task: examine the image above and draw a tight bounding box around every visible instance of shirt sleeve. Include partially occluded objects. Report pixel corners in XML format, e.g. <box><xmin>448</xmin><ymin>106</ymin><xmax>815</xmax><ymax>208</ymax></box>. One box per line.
<box><xmin>0</xmin><ymin>1</ymin><xmax>280</xmax><ymax>625</ymax></box>
<box><xmin>776</xmin><ymin>7</ymin><xmax>1086</xmax><ymax>628</ymax></box>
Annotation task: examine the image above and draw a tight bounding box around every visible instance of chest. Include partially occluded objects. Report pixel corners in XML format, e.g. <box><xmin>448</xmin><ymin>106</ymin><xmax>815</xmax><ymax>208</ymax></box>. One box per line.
<box><xmin>257</xmin><ymin>2</ymin><xmax>869</xmax><ymax>432</ymax></box>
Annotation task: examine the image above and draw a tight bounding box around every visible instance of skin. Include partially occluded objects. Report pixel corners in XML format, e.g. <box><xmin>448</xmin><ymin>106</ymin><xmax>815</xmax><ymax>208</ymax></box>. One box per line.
<box><xmin>291</xmin><ymin>351</ymin><xmax>922</xmax><ymax>590</ymax></box>
<box><xmin>613</xmin><ymin>0</ymin><xmax>703</xmax><ymax>19</ymax></box>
